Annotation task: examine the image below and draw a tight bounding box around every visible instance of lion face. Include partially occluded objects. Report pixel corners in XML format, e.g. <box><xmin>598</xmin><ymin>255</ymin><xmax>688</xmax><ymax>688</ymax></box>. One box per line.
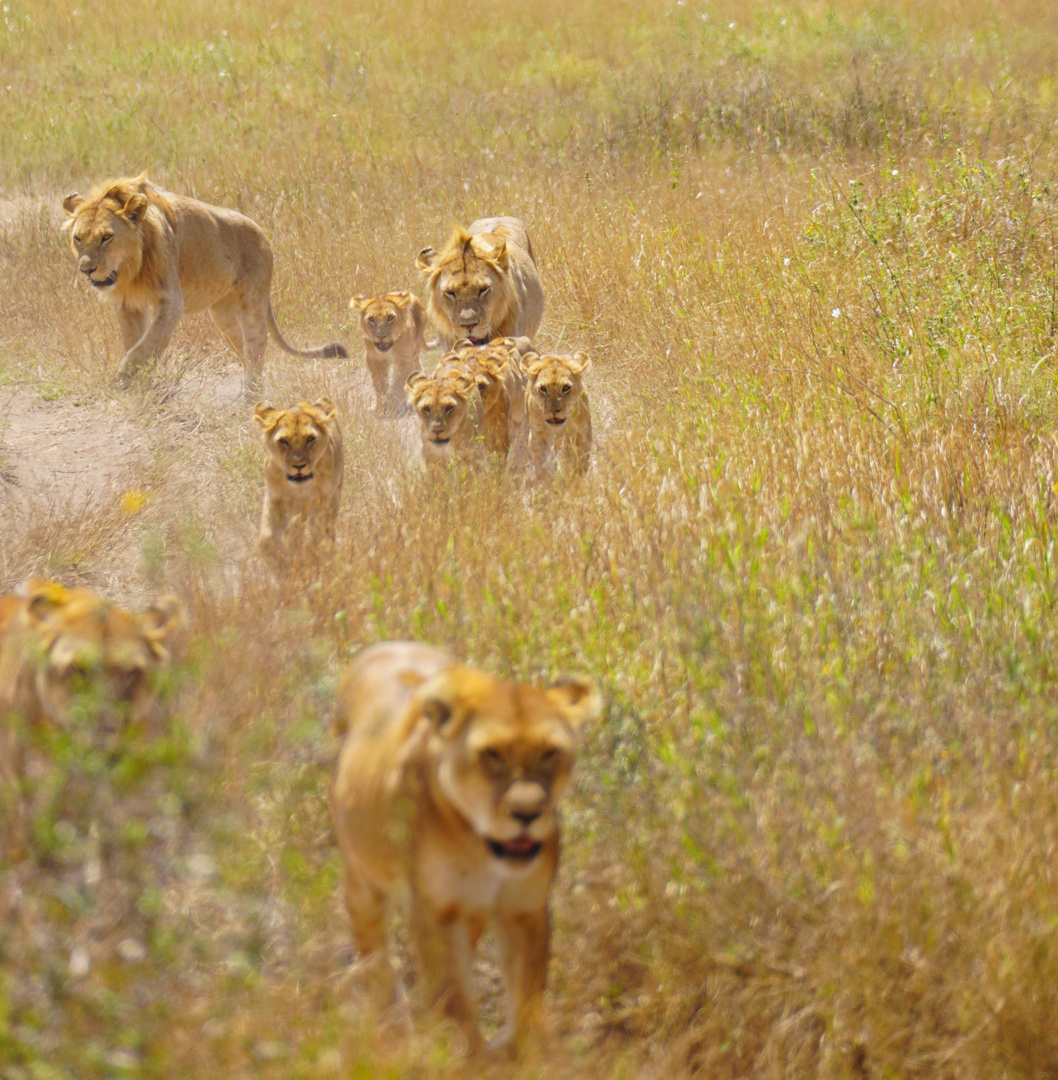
<box><xmin>10</xmin><ymin>580</ymin><xmax>184</xmax><ymax>727</ymax></box>
<box><xmin>417</xmin><ymin>230</ymin><xmax>511</xmax><ymax>344</ymax></box>
<box><xmin>254</xmin><ymin>398</ymin><xmax>337</xmax><ymax>488</ymax></box>
<box><xmin>62</xmin><ymin>176</ymin><xmax>152</xmax><ymax>295</ymax></box>
<box><xmin>405</xmin><ymin>371</ymin><xmax>477</xmax><ymax>450</ymax></box>
<box><xmin>350</xmin><ymin>291</ymin><xmax>415</xmax><ymax>352</ymax></box>
<box><xmin>410</xmin><ymin>666</ymin><xmax>600</xmax><ymax>866</ymax></box>
<box><xmin>522</xmin><ymin>351</ymin><xmax>591</xmax><ymax>426</ymax></box>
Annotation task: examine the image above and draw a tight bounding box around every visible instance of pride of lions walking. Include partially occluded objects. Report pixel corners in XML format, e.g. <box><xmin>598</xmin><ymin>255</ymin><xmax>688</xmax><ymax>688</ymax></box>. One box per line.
<box><xmin>0</xmin><ymin>174</ymin><xmax>602</xmax><ymax>1058</ymax></box>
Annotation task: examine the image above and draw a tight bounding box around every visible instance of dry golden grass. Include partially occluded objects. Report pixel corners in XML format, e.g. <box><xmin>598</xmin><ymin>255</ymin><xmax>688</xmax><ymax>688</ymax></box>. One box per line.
<box><xmin>3</xmin><ymin>0</ymin><xmax>1058</xmax><ymax>1076</ymax></box>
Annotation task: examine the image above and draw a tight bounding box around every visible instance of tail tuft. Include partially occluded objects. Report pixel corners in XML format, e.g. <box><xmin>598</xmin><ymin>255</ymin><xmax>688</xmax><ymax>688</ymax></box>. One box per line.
<box><xmin>322</xmin><ymin>342</ymin><xmax>348</xmax><ymax>359</ymax></box>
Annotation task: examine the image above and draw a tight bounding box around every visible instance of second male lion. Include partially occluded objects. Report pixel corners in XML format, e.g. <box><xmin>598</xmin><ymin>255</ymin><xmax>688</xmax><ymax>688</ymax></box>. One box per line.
<box><xmin>253</xmin><ymin>398</ymin><xmax>344</xmax><ymax>566</ymax></box>
<box><xmin>416</xmin><ymin>217</ymin><xmax>543</xmax><ymax>347</ymax></box>
<box><xmin>350</xmin><ymin>291</ymin><xmax>428</xmax><ymax>417</ymax></box>
<box><xmin>62</xmin><ymin>173</ymin><xmax>348</xmax><ymax>395</ymax></box>
<box><xmin>330</xmin><ymin>641</ymin><xmax>600</xmax><ymax>1054</ymax></box>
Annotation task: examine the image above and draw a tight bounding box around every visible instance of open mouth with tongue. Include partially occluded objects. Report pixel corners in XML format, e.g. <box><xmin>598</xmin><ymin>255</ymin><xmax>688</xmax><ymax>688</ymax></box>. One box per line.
<box><xmin>91</xmin><ymin>272</ymin><xmax>118</xmax><ymax>289</ymax></box>
<box><xmin>545</xmin><ymin>417</ymin><xmax>566</xmax><ymax>426</ymax></box>
<box><xmin>487</xmin><ymin>835</ymin><xmax>543</xmax><ymax>861</ymax></box>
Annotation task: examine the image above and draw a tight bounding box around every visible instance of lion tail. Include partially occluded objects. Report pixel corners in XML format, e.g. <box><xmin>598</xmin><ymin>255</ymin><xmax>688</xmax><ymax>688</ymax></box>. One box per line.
<box><xmin>267</xmin><ymin>303</ymin><xmax>348</xmax><ymax>359</ymax></box>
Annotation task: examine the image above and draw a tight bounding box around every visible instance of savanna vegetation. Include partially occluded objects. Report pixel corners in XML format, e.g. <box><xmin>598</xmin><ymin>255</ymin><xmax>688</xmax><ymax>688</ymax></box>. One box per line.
<box><xmin>2</xmin><ymin>0</ymin><xmax>1058</xmax><ymax>1076</ymax></box>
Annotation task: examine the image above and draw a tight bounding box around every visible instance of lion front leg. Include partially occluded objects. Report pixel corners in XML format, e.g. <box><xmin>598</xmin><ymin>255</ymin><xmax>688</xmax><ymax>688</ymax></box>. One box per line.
<box><xmin>409</xmin><ymin>900</ymin><xmax>484</xmax><ymax>1055</ymax></box>
<box><xmin>0</xmin><ymin>720</ymin><xmax>28</xmax><ymax>862</ymax></box>
<box><xmin>118</xmin><ymin>292</ymin><xmax>184</xmax><ymax>384</ymax></box>
<box><xmin>257</xmin><ymin>491</ymin><xmax>288</xmax><ymax>568</ymax></box>
<box><xmin>492</xmin><ymin>908</ymin><xmax>549</xmax><ymax>1053</ymax></box>
<box><xmin>365</xmin><ymin>353</ymin><xmax>392</xmax><ymax>415</ymax></box>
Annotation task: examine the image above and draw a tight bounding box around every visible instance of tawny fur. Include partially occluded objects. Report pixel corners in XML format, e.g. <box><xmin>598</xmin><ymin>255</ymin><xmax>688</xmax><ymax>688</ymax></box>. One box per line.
<box><xmin>405</xmin><ymin>368</ymin><xmax>482</xmax><ymax>469</ymax></box>
<box><xmin>416</xmin><ymin>217</ymin><xmax>544</xmax><ymax>347</ymax></box>
<box><xmin>449</xmin><ymin>337</ymin><xmax>531</xmax><ymax>466</ymax></box>
<box><xmin>350</xmin><ymin>290</ymin><xmax>427</xmax><ymax>417</ymax></box>
<box><xmin>330</xmin><ymin>641</ymin><xmax>600</xmax><ymax>1053</ymax></box>
<box><xmin>62</xmin><ymin>173</ymin><xmax>348</xmax><ymax>396</ymax></box>
<box><xmin>253</xmin><ymin>398</ymin><xmax>344</xmax><ymax>567</ymax></box>
<box><xmin>521</xmin><ymin>351</ymin><xmax>593</xmax><ymax>479</ymax></box>
<box><xmin>0</xmin><ymin>580</ymin><xmax>184</xmax><ymax>861</ymax></box>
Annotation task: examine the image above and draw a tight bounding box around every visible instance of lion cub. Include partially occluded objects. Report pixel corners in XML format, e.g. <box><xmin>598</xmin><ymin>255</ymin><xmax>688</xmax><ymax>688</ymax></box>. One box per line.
<box><xmin>521</xmin><ymin>351</ymin><xmax>593</xmax><ymax>479</ymax></box>
<box><xmin>1</xmin><ymin>579</ymin><xmax>184</xmax><ymax>859</ymax></box>
<box><xmin>330</xmin><ymin>641</ymin><xmax>600</xmax><ymax>1053</ymax></box>
<box><xmin>405</xmin><ymin>368</ymin><xmax>481</xmax><ymax>469</ymax></box>
<box><xmin>253</xmin><ymin>398</ymin><xmax>344</xmax><ymax>565</ymax></box>
<box><xmin>350</xmin><ymin>291</ymin><xmax>428</xmax><ymax>418</ymax></box>
<box><xmin>451</xmin><ymin>337</ymin><xmax>531</xmax><ymax>466</ymax></box>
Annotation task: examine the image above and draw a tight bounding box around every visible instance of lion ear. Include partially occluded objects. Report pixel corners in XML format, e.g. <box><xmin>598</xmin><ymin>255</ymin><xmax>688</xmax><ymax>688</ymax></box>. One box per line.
<box><xmin>253</xmin><ymin>401</ymin><xmax>280</xmax><ymax>431</ymax></box>
<box><xmin>519</xmin><ymin>351</ymin><xmax>544</xmax><ymax>378</ymax></box>
<box><xmin>568</xmin><ymin>351</ymin><xmax>591</xmax><ymax>376</ymax></box>
<box><xmin>546</xmin><ymin>677</ymin><xmax>602</xmax><ymax>731</ymax></box>
<box><xmin>312</xmin><ymin>397</ymin><xmax>337</xmax><ymax>421</ymax></box>
<box><xmin>486</xmin><ymin>238</ymin><xmax>509</xmax><ymax>271</ymax></box>
<box><xmin>415</xmin><ymin>670</ymin><xmax>472</xmax><ymax>740</ymax></box>
<box><xmin>405</xmin><ymin>370</ymin><xmax>427</xmax><ymax>393</ymax></box>
<box><xmin>142</xmin><ymin>595</ymin><xmax>186</xmax><ymax>659</ymax></box>
<box><xmin>120</xmin><ymin>192</ymin><xmax>149</xmax><ymax>226</ymax></box>
<box><xmin>415</xmin><ymin>247</ymin><xmax>439</xmax><ymax>272</ymax></box>
<box><xmin>19</xmin><ymin>579</ymin><xmax>70</xmax><ymax>626</ymax></box>
<box><xmin>391</xmin><ymin>290</ymin><xmax>411</xmax><ymax>306</ymax></box>
<box><xmin>350</xmin><ymin>294</ymin><xmax>369</xmax><ymax>311</ymax></box>
<box><xmin>62</xmin><ymin>192</ymin><xmax>84</xmax><ymax>216</ymax></box>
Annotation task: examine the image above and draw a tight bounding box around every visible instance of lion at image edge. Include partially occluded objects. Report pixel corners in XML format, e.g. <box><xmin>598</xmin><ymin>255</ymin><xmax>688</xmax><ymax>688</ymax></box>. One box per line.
<box><xmin>0</xmin><ymin>579</ymin><xmax>185</xmax><ymax>861</ymax></box>
<box><xmin>330</xmin><ymin>641</ymin><xmax>601</xmax><ymax>1055</ymax></box>
<box><xmin>62</xmin><ymin>172</ymin><xmax>347</xmax><ymax>396</ymax></box>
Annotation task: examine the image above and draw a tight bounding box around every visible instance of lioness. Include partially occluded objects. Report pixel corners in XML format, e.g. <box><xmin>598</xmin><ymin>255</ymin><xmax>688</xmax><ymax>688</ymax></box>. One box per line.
<box><xmin>330</xmin><ymin>641</ymin><xmax>600</xmax><ymax>1053</ymax></box>
<box><xmin>0</xmin><ymin>579</ymin><xmax>185</xmax><ymax>859</ymax></box>
<box><xmin>350</xmin><ymin>291</ymin><xmax>428</xmax><ymax>417</ymax></box>
<box><xmin>405</xmin><ymin>369</ymin><xmax>481</xmax><ymax>469</ymax></box>
<box><xmin>62</xmin><ymin>173</ymin><xmax>348</xmax><ymax>395</ymax></box>
<box><xmin>521</xmin><ymin>351</ymin><xmax>593</xmax><ymax>479</ymax></box>
<box><xmin>416</xmin><ymin>218</ymin><xmax>544</xmax><ymax>347</ymax></box>
<box><xmin>253</xmin><ymin>398</ymin><xmax>344</xmax><ymax>566</ymax></box>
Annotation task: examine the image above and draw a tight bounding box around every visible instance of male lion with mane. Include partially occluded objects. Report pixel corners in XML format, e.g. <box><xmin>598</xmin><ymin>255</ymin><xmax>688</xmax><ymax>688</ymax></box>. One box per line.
<box><xmin>62</xmin><ymin>173</ymin><xmax>347</xmax><ymax>396</ymax></box>
<box><xmin>416</xmin><ymin>217</ymin><xmax>543</xmax><ymax>347</ymax></box>
<box><xmin>0</xmin><ymin>579</ymin><xmax>185</xmax><ymax>860</ymax></box>
<box><xmin>330</xmin><ymin>641</ymin><xmax>600</xmax><ymax>1055</ymax></box>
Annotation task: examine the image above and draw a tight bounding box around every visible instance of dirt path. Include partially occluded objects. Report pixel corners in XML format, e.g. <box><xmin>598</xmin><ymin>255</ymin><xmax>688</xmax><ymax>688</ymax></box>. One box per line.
<box><xmin>0</xmin><ymin>389</ymin><xmax>146</xmax><ymax>512</ymax></box>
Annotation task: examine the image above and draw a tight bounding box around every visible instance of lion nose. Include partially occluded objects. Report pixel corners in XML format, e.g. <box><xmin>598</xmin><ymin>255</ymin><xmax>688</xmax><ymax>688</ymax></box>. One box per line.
<box><xmin>506</xmin><ymin>780</ymin><xmax>547</xmax><ymax>825</ymax></box>
<box><xmin>457</xmin><ymin>308</ymin><xmax>478</xmax><ymax>326</ymax></box>
<box><xmin>79</xmin><ymin>259</ymin><xmax>96</xmax><ymax>275</ymax></box>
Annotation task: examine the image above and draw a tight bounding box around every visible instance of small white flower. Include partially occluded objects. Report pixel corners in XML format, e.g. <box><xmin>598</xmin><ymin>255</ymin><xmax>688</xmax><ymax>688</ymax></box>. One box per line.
<box><xmin>783</xmin><ymin>257</ymin><xmax>791</xmax><ymax>265</ymax></box>
<box><xmin>832</xmin><ymin>308</ymin><xmax>842</xmax><ymax>318</ymax></box>
<box><xmin>728</xmin><ymin>21</ymin><xmax>735</xmax><ymax>29</ymax></box>
<box><xmin>891</xmin><ymin>169</ymin><xmax>899</xmax><ymax>176</ymax></box>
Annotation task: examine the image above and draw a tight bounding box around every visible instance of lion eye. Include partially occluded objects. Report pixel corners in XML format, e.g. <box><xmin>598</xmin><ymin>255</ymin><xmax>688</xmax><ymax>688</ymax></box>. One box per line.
<box><xmin>562</xmin><ymin>384</ymin><xmax>572</xmax><ymax>394</ymax></box>
<box><xmin>539</xmin><ymin>386</ymin><xmax>548</xmax><ymax>395</ymax></box>
<box><xmin>421</xmin><ymin>406</ymin><xmax>431</xmax><ymax>416</ymax></box>
<box><xmin>306</xmin><ymin>434</ymin><xmax>316</xmax><ymax>445</ymax></box>
<box><xmin>481</xmin><ymin>748</ymin><xmax>506</xmax><ymax>774</ymax></box>
<box><xmin>100</xmin><ymin>234</ymin><xmax>112</xmax><ymax>245</ymax></box>
<box><xmin>386</xmin><ymin>314</ymin><xmax>395</xmax><ymax>323</ymax></box>
<box><xmin>478</xmin><ymin>286</ymin><xmax>490</xmax><ymax>298</ymax></box>
<box><xmin>539</xmin><ymin>748</ymin><xmax>560</xmax><ymax>773</ymax></box>
<box><xmin>444</xmin><ymin>404</ymin><xmax>455</xmax><ymax>415</ymax></box>
<box><xmin>443</xmin><ymin>290</ymin><xmax>456</xmax><ymax>301</ymax></box>
<box><xmin>278</xmin><ymin>438</ymin><xmax>289</xmax><ymax>448</ymax></box>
